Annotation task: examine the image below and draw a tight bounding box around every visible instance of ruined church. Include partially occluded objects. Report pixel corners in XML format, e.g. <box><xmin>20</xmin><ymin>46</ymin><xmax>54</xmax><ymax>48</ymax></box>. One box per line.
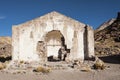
<box><xmin>12</xmin><ymin>11</ymin><xmax>94</xmax><ymax>63</ymax></box>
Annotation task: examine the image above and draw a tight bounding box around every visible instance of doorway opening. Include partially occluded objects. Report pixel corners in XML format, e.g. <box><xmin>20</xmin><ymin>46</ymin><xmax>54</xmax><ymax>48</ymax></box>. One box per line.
<box><xmin>45</xmin><ymin>30</ymin><xmax>68</xmax><ymax>61</ymax></box>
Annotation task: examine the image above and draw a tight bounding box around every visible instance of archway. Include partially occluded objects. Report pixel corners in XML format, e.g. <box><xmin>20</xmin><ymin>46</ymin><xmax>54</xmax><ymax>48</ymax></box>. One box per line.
<box><xmin>45</xmin><ymin>30</ymin><xmax>65</xmax><ymax>61</ymax></box>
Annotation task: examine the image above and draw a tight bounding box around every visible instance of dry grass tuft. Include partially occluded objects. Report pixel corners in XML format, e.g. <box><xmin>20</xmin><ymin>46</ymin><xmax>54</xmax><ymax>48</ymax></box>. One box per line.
<box><xmin>20</xmin><ymin>60</ymin><xmax>24</xmax><ymax>64</ymax></box>
<box><xmin>33</xmin><ymin>66</ymin><xmax>51</xmax><ymax>73</ymax></box>
<box><xmin>81</xmin><ymin>65</ymin><xmax>91</xmax><ymax>72</ymax></box>
<box><xmin>93</xmin><ymin>58</ymin><xmax>105</xmax><ymax>70</ymax></box>
<box><xmin>0</xmin><ymin>62</ymin><xmax>6</xmax><ymax>70</ymax></box>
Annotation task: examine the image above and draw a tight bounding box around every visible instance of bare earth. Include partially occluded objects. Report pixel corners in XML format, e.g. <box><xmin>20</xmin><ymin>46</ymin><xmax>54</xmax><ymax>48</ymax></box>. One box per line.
<box><xmin>0</xmin><ymin>63</ymin><xmax>119</xmax><ymax>80</ymax></box>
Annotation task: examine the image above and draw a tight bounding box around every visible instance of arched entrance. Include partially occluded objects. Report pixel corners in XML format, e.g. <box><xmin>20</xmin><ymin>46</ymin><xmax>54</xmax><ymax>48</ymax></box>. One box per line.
<box><xmin>45</xmin><ymin>30</ymin><xmax>65</xmax><ymax>61</ymax></box>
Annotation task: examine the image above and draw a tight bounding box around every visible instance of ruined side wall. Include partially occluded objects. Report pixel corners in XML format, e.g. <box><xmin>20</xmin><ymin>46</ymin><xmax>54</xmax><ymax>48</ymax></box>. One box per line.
<box><xmin>87</xmin><ymin>26</ymin><xmax>94</xmax><ymax>58</ymax></box>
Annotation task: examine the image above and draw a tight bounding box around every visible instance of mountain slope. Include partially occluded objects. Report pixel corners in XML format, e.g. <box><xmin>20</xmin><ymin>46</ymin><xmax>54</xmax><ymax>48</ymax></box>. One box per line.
<box><xmin>95</xmin><ymin>12</ymin><xmax>120</xmax><ymax>56</ymax></box>
<box><xmin>0</xmin><ymin>37</ymin><xmax>12</xmax><ymax>57</ymax></box>
<box><xmin>95</xmin><ymin>18</ymin><xmax>116</xmax><ymax>33</ymax></box>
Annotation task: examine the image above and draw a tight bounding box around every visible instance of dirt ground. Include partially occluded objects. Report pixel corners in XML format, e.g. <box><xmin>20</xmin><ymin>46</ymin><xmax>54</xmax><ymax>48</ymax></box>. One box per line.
<box><xmin>0</xmin><ymin>63</ymin><xmax>119</xmax><ymax>80</ymax></box>
<box><xmin>0</xmin><ymin>55</ymin><xmax>120</xmax><ymax>80</ymax></box>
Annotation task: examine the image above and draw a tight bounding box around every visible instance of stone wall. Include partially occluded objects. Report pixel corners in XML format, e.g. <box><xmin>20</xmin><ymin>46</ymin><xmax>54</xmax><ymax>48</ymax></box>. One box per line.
<box><xmin>12</xmin><ymin>11</ymin><xmax>94</xmax><ymax>62</ymax></box>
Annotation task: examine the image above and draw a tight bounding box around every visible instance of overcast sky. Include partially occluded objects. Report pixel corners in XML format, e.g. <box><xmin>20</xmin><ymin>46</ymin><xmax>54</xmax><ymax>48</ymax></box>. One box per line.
<box><xmin>0</xmin><ymin>0</ymin><xmax>120</xmax><ymax>36</ymax></box>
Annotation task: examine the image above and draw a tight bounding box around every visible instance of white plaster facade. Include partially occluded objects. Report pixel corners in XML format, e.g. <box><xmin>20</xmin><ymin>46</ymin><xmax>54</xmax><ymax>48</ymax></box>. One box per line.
<box><xmin>12</xmin><ymin>11</ymin><xmax>94</xmax><ymax>62</ymax></box>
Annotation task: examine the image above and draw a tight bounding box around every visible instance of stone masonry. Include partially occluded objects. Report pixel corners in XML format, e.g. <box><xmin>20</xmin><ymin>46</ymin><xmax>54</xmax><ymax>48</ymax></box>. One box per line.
<box><xmin>12</xmin><ymin>11</ymin><xmax>94</xmax><ymax>63</ymax></box>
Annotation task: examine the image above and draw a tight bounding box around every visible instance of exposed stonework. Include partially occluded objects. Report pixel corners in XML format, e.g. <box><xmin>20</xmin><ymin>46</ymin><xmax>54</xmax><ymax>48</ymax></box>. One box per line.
<box><xmin>36</xmin><ymin>41</ymin><xmax>47</xmax><ymax>62</ymax></box>
<box><xmin>12</xmin><ymin>11</ymin><xmax>94</xmax><ymax>63</ymax></box>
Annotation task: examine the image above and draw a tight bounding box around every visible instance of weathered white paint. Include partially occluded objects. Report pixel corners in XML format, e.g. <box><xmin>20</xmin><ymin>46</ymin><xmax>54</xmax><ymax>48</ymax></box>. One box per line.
<box><xmin>47</xmin><ymin>46</ymin><xmax>61</xmax><ymax>57</ymax></box>
<box><xmin>87</xmin><ymin>26</ymin><xmax>95</xmax><ymax>58</ymax></box>
<box><xmin>76</xmin><ymin>29</ymin><xmax>84</xmax><ymax>61</ymax></box>
<box><xmin>12</xmin><ymin>11</ymin><xmax>94</xmax><ymax>62</ymax></box>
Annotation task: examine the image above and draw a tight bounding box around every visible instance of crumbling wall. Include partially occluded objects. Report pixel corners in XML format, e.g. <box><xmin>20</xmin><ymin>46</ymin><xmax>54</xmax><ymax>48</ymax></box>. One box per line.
<box><xmin>12</xmin><ymin>11</ymin><xmax>94</xmax><ymax>62</ymax></box>
<box><xmin>36</xmin><ymin>41</ymin><xmax>47</xmax><ymax>62</ymax></box>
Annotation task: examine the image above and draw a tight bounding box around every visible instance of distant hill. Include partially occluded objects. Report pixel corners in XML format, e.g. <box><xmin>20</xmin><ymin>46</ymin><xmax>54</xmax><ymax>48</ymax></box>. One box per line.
<box><xmin>0</xmin><ymin>37</ymin><xmax>11</xmax><ymax>58</ymax></box>
<box><xmin>95</xmin><ymin>12</ymin><xmax>120</xmax><ymax>56</ymax></box>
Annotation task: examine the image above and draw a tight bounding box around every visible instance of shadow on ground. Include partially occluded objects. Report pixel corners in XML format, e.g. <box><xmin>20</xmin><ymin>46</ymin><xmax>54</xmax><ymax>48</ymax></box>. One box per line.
<box><xmin>99</xmin><ymin>54</ymin><xmax>120</xmax><ymax>64</ymax></box>
<box><xmin>0</xmin><ymin>56</ymin><xmax>11</xmax><ymax>62</ymax></box>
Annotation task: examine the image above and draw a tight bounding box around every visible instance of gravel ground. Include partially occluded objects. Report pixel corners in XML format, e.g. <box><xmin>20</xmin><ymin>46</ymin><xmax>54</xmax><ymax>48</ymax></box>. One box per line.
<box><xmin>0</xmin><ymin>63</ymin><xmax>119</xmax><ymax>80</ymax></box>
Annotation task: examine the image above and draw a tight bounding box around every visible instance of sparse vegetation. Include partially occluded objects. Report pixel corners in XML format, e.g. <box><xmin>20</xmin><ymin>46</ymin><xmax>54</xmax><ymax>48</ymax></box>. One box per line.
<box><xmin>0</xmin><ymin>62</ymin><xmax>6</xmax><ymax>70</ymax></box>
<box><xmin>33</xmin><ymin>66</ymin><xmax>51</xmax><ymax>73</ymax></box>
<box><xmin>20</xmin><ymin>60</ymin><xmax>24</xmax><ymax>64</ymax></box>
<box><xmin>81</xmin><ymin>65</ymin><xmax>91</xmax><ymax>72</ymax></box>
<box><xmin>93</xmin><ymin>58</ymin><xmax>105</xmax><ymax>70</ymax></box>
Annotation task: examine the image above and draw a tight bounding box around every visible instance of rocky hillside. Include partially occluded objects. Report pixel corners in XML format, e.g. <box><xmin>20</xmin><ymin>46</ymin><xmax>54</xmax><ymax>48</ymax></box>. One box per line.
<box><xmin>95</xmin><ymin>12</ymin><xmax>120</xmax><ymax>56</ymax></box>
<box><xmin>0</xmin><ymin>37</ymin><xmax>11</xmax><ymax>58</ymax></box>
<box><xmin>95</xmin><ymin>18</ymin><xmax>116</xmax><ymax>33</ymax></box>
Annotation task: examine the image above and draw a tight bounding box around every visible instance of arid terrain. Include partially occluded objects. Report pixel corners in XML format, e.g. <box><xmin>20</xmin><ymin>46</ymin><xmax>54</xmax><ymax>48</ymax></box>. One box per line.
<box><xmin>0</xmin><ymin>13</ymin><xmax>120</xmax><ymax>80</ymax></box>
<box><xmin>0</xmin><ymin>60</ymin><xmax>120</xmax><ymax>80</ymax></box>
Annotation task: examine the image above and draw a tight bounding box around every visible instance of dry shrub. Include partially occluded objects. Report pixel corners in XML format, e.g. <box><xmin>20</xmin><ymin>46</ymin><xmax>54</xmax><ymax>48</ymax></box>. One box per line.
<box><xmin>93</xmin><ymin>58</ymin><xmax>105</xmax><ymax>70</ymax></box>
<box><xmin>33</xmin><ymin>66</ymin><xmax>51</xmax><ymax>73</ymax></box>
<box><xmin>0</xmin><ymin>62</ymin><xmax>6</xmax><ymax>70</ymax></box>
<box><xmin>81</xmin><ymin>65</ymin><xmax>91</xmax><ymax>72</ymax></box>
<box><xmin>17</xmin><ymin>71</ymin><xmax>21</xmax><ymax>74</ymax></box>
<box><xmin>20</xmin><ymin>60</ymin><xmax>24</xmax><ymax>64</ymax></box>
